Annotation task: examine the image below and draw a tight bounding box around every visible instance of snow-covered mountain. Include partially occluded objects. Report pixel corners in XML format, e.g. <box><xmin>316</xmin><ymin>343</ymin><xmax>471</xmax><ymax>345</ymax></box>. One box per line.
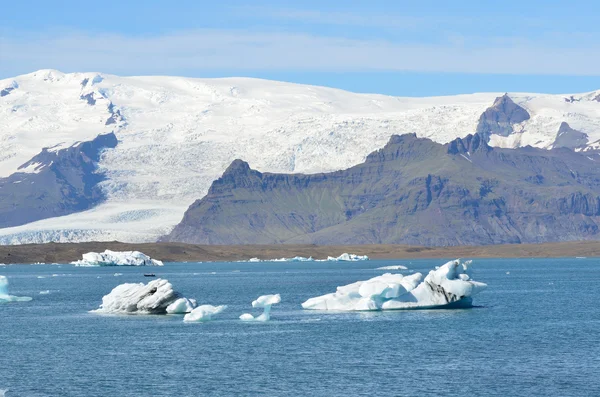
<box><xmin>0</xmin><ymin>69</ymin><xmax>599</xmax><ymax>244</ymax></box>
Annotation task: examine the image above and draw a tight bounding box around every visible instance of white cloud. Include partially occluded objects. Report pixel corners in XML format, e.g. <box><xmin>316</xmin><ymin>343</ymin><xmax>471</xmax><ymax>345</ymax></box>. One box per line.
<box><xmin>1</xmin><ymin>29</ymin><xmax>600</xmax><ymax>77</ymax></box>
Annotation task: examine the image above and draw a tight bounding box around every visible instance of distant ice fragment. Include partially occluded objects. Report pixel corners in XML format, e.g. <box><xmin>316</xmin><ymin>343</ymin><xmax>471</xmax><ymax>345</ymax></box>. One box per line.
<box><xmin>376</xmin><ymin>265</ymin><xmax>408</xmax><ymax>270</ymax></box>
<box><xmin>327</xmin><ymin>253</ymin><xmax>369</xmax><ymax>262</ymax></box>
<box><xmin>39</xmin><ymin>290</ymin><xmax>50</xmax><ymax>295</ymax></box>
<box><xmin>93</xmin><ymin>278</ymin><xmax>188</xmax><ymax>314</ymax></box>
<box><xmin>72</xmin><ymin>250</ymin><xmax>164</xmax><ymax>267</ymax></box>
<box><xmin>240</xmin><ymin>294</ymin><xmax>281</xmax><ymax>321</ymax></box>
<box><xmin>302</xmin><ymin>259</ymin><xmax>486</xmax><ymax>311</ymax></box>
<box><xmin>166</xmin><ymin>297</ymin><xmax>197</xmax><ymax>314</ymax></box>
<box><xmin>237</xmin><ymin>253</ymin><xmax>367</xmax><ymax>262</ymax></box>
<box><xmin>0</xmin><ymin>275</ymin><xmax>32</xmax><ymax>303</ymax></box>
<box><xmin>183</xmin><ymin>305</ymin><xmax>227</xmax><ymax>322</ymax></box>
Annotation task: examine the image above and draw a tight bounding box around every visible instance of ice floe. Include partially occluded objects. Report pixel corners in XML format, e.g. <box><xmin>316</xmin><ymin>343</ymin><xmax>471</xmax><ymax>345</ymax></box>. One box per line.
<box><xmin>0</xmin><ymin>275</ymin><xmax>32</xmax><ymax>303</ymax></box>
<box><xmin>302</xmin><ymin>259</ymin><xmax>486</xmax><ymax>311</ymax></box>
<box><xmin>240</xmin><ymin>294</ymin><xmax>281</xmax><ymax>322</ymax></box>
<box><xmin>72</xmin><ymin>250</ymin><xmax>164</xmax><ymax>267</ymax></box>
<box><xmin>166</xmin><ymin>297</ymin><xmax>197</xmax><ymax>314</ymax></box>
<box><xmin>183</xmin><ymin>305</ymin><xmax>227</xmax><ymax>322</ymax></box>
<box><xmin>376</xmin><ymin>265</ymin><xmax>408</xmax><ymax>270</ymax></box>
<box><xmin>238</xmin><ymin>253</ymin><xmax>368</xmax><ymax>263</ymax></box>
<box><xmin>39</xmin><ymin>290</ymin><xmax>50</xmax><ymax>295</ymax></box>
<box><xmin>93</xmin><ymin>278</ymin><xmax>187</xmax><ymax>314</ymax></box>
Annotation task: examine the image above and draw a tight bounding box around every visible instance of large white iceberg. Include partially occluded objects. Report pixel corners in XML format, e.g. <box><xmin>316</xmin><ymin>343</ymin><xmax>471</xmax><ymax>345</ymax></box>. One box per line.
<box><xmin>183</xmin><ymin>305</ymin><xmax>227</xmax><ymax>322</ymax></box>
<box><xmin>72</xmin><ymin>250</ymin><xmax>164</xmax><ymax>267</ymax></box>
<box><xmin>93</xmin><ymin>278</ymin><xmax>187</xmax><ymax>314</ymax></box>
<box><xmin>302</xmin><ymin>259</ymin><xmax>486</xmax><ymax>311</ymax></box>
<box><xmin>240</xmin><ymin>294</ymin><xmax>281</xmax><ymax>322</ymax></box>
<box><xmin>0</xmin><ymin>275</ymin><xmax>32</xmax><ymax>303</ymax></box>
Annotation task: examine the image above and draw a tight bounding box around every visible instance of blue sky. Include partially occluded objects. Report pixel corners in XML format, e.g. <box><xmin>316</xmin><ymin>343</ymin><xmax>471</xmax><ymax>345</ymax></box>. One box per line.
<box><xmin>1</xmin><ymin>0</ymin><xmax>599</xmax><ymax>96</ymax></box>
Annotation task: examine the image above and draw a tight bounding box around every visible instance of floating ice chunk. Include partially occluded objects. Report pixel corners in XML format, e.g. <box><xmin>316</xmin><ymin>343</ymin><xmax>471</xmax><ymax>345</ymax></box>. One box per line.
<box><xmin>376</xmin><ymin>265</ymin><xmax>408</xmax><ymax>270</ymax></box>
<box><xmin>0</xmin><ymin>275</ymin><xmax>32</xmax><ymax>303</ymax></box>
<box><xmin>92</xmin><ymin>278</ymin><xmax>187</xmax><ymax>314</ymax></box>
<box><xmin>326</xmin><ymin>253</ymin><xmax>369</xmax><ymax>262</ymax></box>
<box><xmin>39</xmin><ymin>290</ymin><xmax>50</xmax><ymax>295</ymax></box>
<box><xmin>240</xmin><ymin>294</ymin><xmax>281</xmax><ymax>321</ymax></box>
<box><xmin>114</xmin><ymin>273</ymin><xmax>123</xmax><ymax>277</ymax></box>
<box><xmin>72</xmin><ymin>250</ymin><xmax>164</xmax><ymax>267</ymax></box>
<box><xmin>183</xmin><ymin>305</ymin><xmax>227</xmax><ymax>322</ymax></box>
<box><xmin>302</xmin><ymin>259</ymin><xmax>486</xmax><ymax>311</ymax></box>
<box><xmin>37</xmin><ymin>276</ymin><xmax>46</xmax><ymax>279</ymax></box>
<box><xmin>166</xmin><ymin>297</ymin><xmax>197</xmax><ymax>314</ymax></box>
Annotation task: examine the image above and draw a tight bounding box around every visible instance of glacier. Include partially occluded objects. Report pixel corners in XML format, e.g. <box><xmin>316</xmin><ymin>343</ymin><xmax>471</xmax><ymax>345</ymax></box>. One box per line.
<box><xmin>301</xmin><ymin>259</ymin><xmax>486</xmax><ymax>311</ymax></box>
<box><xmin>240</xmin><ymin>294</ymin><xmax>281</xmax><ymax>322</ymax></box>
<box><xmin>183</xmin><ymin>305</ymin><xmax>227</xmax><ymax>322</ymax></box>
<box><xmin>93</xmin><ymin>278</ymin><xmax>188</xmax><ymax>314</ymax></box>
<box><xmin>1</xmin><ymin>69</ymin><xmax>599</xmax><ymax>244</ymax></box>
<box><xmin>71</xmin><ymin>250</ymin><xmax>164</xmax><ymax>267</ymax></box>
<box><xmin>0</xmin><ymin>275</ymin><xmax>32</xmax><ymax>303</ymax></box>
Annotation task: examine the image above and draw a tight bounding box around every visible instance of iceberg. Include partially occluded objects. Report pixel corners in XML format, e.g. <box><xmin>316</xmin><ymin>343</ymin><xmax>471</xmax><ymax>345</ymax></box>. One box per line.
<box><xmin>183</xmin><ymin>305</ymin><xmax>227</xmax><ymax>322</ymax></box>
<box><xmin>71</xmin><ymin>250</ymin><xmax>164</xmax><ymax>267</ymax></box>
<box><xmin>237</xmin><ymin>253</ymin><xmax>368</xmax><ymax>263</ymax></box>
<box><xmin>166</xmin><ymin>297</ymin><xmax>197</xmax><ymax>314</ymax></box>
<box><xmin>376</xmin><ymin>265</ymin><xmax>408</xmax><ymax>270</ymax></box>
<box><xmin>326</xmin><ymin>253</ymin><xmax>369</xmax><ymax>262</ymax></box>
<box><xmin>240</xmin><ymin>294</ymin><xmax>281</xmax><ymax>322</ymax></box>
<box><xmin>302</xmin><ymin>259</ymin><xmax>486</xmax><ymax>311</ymax></box>
<box><xmin>93</xmin><ymin>278</ymin><xmax>188</xmax><ymax>314</ymax></box>
<box><xmin>0</xmin><ymin>275</ymin><xmax>32</xmax><ymax>303</ymax></box>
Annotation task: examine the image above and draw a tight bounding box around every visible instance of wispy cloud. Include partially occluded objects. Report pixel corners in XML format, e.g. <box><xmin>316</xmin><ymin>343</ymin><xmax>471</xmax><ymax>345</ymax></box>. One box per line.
<box><xmin>1</xmin><ymin>28</ymin><xmax>600</xmax><ymax>78</ymax></box>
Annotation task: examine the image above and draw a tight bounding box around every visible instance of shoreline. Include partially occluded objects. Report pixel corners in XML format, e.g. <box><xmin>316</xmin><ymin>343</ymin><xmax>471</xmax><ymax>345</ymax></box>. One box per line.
<box><xmin>0</xmin><ymin>241</ymin><xmax>599</xmax><ymax>264</ymax></box>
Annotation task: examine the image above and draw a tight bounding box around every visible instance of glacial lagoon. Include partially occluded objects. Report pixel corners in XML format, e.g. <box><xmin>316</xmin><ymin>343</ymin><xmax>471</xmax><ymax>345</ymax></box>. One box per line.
<box><xmin>1</xmin><ymin>258</ymin><xmax>599</xmax><ymax>396</ymax></box>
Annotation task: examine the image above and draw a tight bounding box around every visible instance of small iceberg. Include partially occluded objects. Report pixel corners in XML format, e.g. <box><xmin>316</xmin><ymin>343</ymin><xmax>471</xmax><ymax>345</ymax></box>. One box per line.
<box><xmin>92</xmin><ymin>278</ymin><xmax>190</xmax><ymax>314</ymax></box>
<box><xmin>326</xmin><ymin>253</ymin><xmax>369</xmax><ymax>262</ymax></box>
<box><xmin>72</xmin><ymin>250</ymin><xmax>164</xmax><ymax>267</ymax></box>
<box><xmin>39</xmin><ymin>290</ymin><xmax>50</xmax><ymax>295</ymax></box>
<box><xmin>166</xmin><ymin>297</ymin><xmax>197</xmax><ymax>314</ymax></box>
<box><xmin>0</xmin><ymin>275</ymin><xmax>32</xmax><ymax>303</ymax></box>
<box><xmin>183</xmin><ymin>305</ymin><xmax>227</xmax><ymax>322</ymax></box>
<box><xmin>240</xmin><ymin>294</ymin><xmax>281</xmax><ymax>322</ymax></box>
<box><xmin>302</xmin><ymin>259</ymin><xmax>486</xmax><ymax>311</ymax></box>
<box><xmin>376</xmin><ymin>265</ymin><xmax>408</xmax><ymax>270</ymax></box>
<box><xmin>238</xmin><ymin>253</ymin><xmax>368</xmax><ymax>263</ymax></box>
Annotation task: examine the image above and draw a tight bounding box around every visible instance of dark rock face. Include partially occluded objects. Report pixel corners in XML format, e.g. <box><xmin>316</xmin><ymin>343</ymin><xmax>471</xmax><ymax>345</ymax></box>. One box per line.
<box><xmin>0</xmin><ymin>86</ymin><xmax>15</xmax><ymax>97</ymax></box>
<box><xmin>593</xmin><ymin>93</ymin><xmax>600</xmax><ymax>102</ymax></box>
<box><xmin>0</xmin><ymin>133</ymin><xmax>118</xmax><ymax>228</ymax></box>
<box><xmin>80</xmin><ymin>93</ymin><xmax>96</xmax><ymax>105</ymax></box>
<box><xmin>476</xmin><ymin>94</ymin><xmax>530</xmax><ymax>141</ymax></box>
<box><xmin>553</xmin><ymin>122</ymin><xmax>588</xmax><ymax>149</ymax></box>
<box><xmin>164</xmin><ymin>133</ymin><xmax>600</xmax><ymax>246</ymax></box>
<box><xmin>105</xmin><ymin>102</ymin><xmax>124</xmax><ymax>125</ymax></box>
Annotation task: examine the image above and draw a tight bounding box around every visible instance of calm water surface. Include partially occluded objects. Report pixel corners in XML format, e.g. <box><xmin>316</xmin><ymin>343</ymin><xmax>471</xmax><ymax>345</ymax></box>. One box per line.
<box><xmin>1</xmin><ymin>258</ymin><xmax>599</xmax><ymax>396</ymax></box>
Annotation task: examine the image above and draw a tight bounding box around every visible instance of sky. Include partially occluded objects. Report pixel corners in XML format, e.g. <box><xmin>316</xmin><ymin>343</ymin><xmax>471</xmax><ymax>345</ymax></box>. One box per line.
<box><xmin>1</xmin><ymin>0</ymin><xmax>599</xmax><ymax>96</ymax></box>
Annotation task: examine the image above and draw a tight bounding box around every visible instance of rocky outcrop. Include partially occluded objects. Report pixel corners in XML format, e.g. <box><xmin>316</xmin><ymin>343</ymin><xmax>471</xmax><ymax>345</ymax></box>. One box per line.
<box><xmin>0</xmin><ymin>81</ymin><xmax>18</xmax><ymax>97</ymax></box>
<box><xmin>164</xmin><ymin>133</ymin><xmax>600</xmax><ymax>246</ymax></box>
<box><xmin>476</xmin><ymin>94</ymin><xmax>530</xmax><ymax>141</ymax></box>
<box><xmin>552</xmin><ymin>122</ymin><xmax>588</xmax><ymax>149</ymax></box>
<box><xmin>0</xmin><ymin>133</ymin><xmax>118</xmax><ymax>228</ymax></box>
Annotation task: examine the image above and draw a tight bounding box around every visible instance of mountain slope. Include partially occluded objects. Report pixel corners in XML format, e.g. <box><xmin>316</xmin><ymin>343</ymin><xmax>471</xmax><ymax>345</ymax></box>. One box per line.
<box><xmin>0</xmin><ymin>69</ymin><xmax>599</xmax><ymax>243</ymax></box>
<box><xmin>164</xmin><ymin>134</ymin><xmax>600</xmax><ymax>246</ymax></box>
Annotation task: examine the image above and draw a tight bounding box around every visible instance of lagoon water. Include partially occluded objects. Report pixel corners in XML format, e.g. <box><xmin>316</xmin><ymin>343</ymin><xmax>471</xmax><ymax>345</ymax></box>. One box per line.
<box><xmin>1</xmin><ymin>258</ymin><xmax>599</xmax><ymax>396</ymax></box>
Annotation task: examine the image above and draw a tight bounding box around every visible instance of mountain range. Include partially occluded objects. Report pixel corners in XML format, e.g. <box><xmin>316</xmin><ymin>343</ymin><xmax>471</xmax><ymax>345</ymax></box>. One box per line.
<box><xmin>0</xmin><ymin>69</ymin><xmax>599</xmax><ymax>244</ymax></box>
<box><xmin>163</xmin><ymin>134</ymin><xmax>600</xmax><ymax>246</ymax></box>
